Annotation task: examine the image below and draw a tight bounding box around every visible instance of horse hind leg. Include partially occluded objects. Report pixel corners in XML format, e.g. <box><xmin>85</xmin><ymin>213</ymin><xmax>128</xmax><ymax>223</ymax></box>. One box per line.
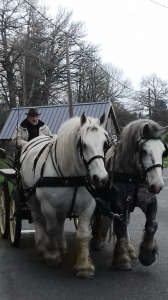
<box><xmin>138</xmin><ymin>197</ymin><xmax>158</xmax><ymax>266</ymax></box>
<box><xmin>57</xmin><ymin>217</ymin><xmax>67</xmax><ymax>254</ymax></box>
<box><xmin>90</xmin><ymin>214</ymin><xmax>110</xmax><ymax>250</ymax></box>
<box><xmin>28</xmin><ymin>196</ymin><xmax>49</xmax><ymax>257</ymax></box>
<box><xmin>40</xmin><ymin>201</ymin><xmax>61</xmax><ymax>267</ymax></box>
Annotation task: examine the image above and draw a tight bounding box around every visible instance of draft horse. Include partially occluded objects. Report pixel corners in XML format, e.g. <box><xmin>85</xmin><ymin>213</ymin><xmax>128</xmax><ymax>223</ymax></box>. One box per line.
<box><xmin>91</xmin><ymin>119</ymin><xmax>168</xmax><ymax>270</ymax></box>
<box><xmin>20</xmin><ymin>113</ymin><xmax>109</xmax><ymax>278</ymax></box>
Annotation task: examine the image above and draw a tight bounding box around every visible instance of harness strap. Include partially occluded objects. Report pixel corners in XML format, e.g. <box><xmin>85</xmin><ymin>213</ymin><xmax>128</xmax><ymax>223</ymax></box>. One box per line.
<box><xmin>32</xmin><ymin>142</ymin><xmax>50</xmax><ymax>174</ymax></box>
<box><xmin>84</xmin><ymin>180</ymin><xmax>123</xmax><ymax>220</ymax></box>
<box><xmin>20</xmin><ymin>137</ymin><xmax>51</xmax><ymax>166</ymax></box>
<box><xmin>22</xmin><ymin>137</ymin><xmax>50</xmax><ymax>155</ymax></box>
<box><xmin>68</xmin><ymin>188</ymin><xmax>78</xmax><ymax>220</ymax></box>
<box><xmin>87</xmin><ymin>155</ymin><xmax>104</xmax><ymax>166</ymax></box>
<box><xmin>145</xmin><ymin>163</ymin><xmax>163</xmax><ymax>174</ymax></box>
<box><xmin>40</xmin><ymin>143</ymin><xmax>53</xmax><ymax>178</ymax></box>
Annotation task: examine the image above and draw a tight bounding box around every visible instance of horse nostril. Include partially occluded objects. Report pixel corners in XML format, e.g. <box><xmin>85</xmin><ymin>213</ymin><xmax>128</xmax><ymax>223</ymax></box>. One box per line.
<box><xmin>149</xmin><ymin>184</ymin><xmax>162</xmax><ymax>194</ymax></box>
<box><xmin>101</xmin><ymin>177</ymin><xmax>107</xmax><ymax>185</ymax></box>
<box><xmin>93</xmin><ymin>175</ymin><xmax>99</xmax><ymax>183</ymax></box>
<box><xmin>149</xmin><ymin>184</ymin><xmax>156</xmax><ymax>194</ymax></box>
<box><xmin>92</xmin><ymin>175</ymin><xmax>107</xmax><ymax>186</ymax></box>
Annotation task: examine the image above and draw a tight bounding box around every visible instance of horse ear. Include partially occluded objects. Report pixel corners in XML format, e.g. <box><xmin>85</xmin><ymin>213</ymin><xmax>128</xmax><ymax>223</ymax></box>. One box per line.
<box><xmin>81</xmin><ymin>112</ymin><xmax>87</xmax><ymax>126</ymax></box>
<box><xmin>99</xmin><ymin>113</ymin><xmax>106</xmax><ymax>126</ymax></box>
<box><xmin>142</xmin><ymin>123</ymin><xmax>150</xmax><ymax>137</ymax></box>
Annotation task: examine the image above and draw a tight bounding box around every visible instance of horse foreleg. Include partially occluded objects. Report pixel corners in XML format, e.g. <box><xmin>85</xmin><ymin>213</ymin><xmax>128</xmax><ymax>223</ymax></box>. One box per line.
<box><xmin>112</xmin><ymin>218</ymin><xmax>132</xmax><ymax>270</ymax></box>
<box><xmin>90</xmin><ymin>214</ymin><xmax>110</xmax><ymax>250</ymax></box>
<box><xmin>139</xmin><ymin>197</ymin><xmax>158</xmax><ymax>266</ymax></box>
<box><xmin>74</xmin><ymin>210</ymin><xmax>95</xmax><ymax>278</ymax></box>
<box><xmin>123</xmin><ymin>228</ymin><xmax>137</xmax><ymax>259</ymax></box>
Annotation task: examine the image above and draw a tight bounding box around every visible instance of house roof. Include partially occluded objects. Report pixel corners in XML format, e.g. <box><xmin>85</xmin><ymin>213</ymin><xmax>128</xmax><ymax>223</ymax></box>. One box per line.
<box><xmin>0</xmin><ymin>101</ymin><xmax>119</xmax><ymax>140</ymax></box>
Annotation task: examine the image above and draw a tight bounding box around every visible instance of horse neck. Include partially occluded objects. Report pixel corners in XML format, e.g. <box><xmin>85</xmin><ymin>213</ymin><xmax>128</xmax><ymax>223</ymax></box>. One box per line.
<box><xmin>113</xmin><ymin>143</ymin><xmax>138</xmax><ymax>174</ymax></box>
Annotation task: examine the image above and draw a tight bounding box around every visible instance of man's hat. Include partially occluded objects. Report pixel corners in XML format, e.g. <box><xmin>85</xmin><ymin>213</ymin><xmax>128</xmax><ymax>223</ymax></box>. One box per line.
<box><xmin>25</xmin><ymin>108</ymin><xmax>41</xmax><ymax>116</ymax></box>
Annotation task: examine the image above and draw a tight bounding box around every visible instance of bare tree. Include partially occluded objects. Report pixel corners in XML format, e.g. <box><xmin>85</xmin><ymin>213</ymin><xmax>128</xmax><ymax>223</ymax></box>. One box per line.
<box><xmin>133</xmin><ymin>74</ymin><xmax>168</xmax><ymax>125</ymax></box>
<box><xmin>0</xmin><ymin>0</ymin><xmax>26</xmax><ymax>109</ymax></box>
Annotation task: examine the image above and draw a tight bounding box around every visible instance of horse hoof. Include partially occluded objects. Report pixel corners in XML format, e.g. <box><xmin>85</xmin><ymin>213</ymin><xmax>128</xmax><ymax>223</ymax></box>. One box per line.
<box><xmin>138</xmin><ymin>252</ymin><xmax>156</xmax><ymax>266</ymax></box>
<box><xmin>129</xmin><ymin>252</ymin><xmax>137</xmax><ymax>260</ymax></box>
<box><xmin>46</xmin><ymin>257</ymin><xmax>62</xmax><ymax>268</ymax></box>
<box><xmin>76</xmin><ymin>270</ymin><xmax>94</xmax><ymax>279</ymax></box>
<box><xmin>112</xmin><ymin>262</ymin><xmax>132</xmax><ymax>271</ymax></box>
<box><xmin>90</xmin><ymin>238</ymin><xmax>104</xmax><ymax>250</ymax></box>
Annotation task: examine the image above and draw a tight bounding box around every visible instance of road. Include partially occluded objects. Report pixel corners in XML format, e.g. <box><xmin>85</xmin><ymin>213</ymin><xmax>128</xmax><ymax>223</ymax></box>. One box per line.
<box><xmin>0</xmin><ymin>170</ymin><xmax>168</xmax><ymax>300</ymax></box>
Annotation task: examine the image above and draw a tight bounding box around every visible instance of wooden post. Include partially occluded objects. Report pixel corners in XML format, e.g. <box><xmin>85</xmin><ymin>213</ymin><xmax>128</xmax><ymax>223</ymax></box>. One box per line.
<box><xmin>65</xmin><ymin>34</ymin><xmax>73</xmax><ymax>118</ymax></box>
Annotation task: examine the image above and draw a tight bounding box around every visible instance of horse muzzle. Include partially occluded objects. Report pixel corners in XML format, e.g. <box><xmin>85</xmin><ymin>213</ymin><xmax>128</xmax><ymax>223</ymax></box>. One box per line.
<box><xmin>91</xmin><ymin>173</ymin><xmax>108</xmax><ymax>187</ymax></box>
<box><xmin>148</xmin><ymin>184</ymin><xmax>163</xmax><ymax>194</ymax></box>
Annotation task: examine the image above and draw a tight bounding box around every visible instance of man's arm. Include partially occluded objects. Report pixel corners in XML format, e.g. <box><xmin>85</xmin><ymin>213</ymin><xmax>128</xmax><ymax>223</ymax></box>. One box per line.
<box><xmin>12</xmin><ymin>127</ymin><xmax>28</xmax><ymax>149</ymax></box>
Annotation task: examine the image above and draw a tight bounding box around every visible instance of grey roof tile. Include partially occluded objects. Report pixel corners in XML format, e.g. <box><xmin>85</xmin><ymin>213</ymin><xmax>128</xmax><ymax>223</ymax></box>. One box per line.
<box><xmin>0</xmin><ymin>101</ymin><xmax>119</xmax><ymax>139</ymax></box>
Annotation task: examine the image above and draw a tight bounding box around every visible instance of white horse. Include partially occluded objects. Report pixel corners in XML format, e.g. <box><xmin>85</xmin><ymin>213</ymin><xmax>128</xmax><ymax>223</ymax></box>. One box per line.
<box><xmin>20</xmin><ymin>113</ymin><xmax>109</xmax><ymax>278</ymax></box>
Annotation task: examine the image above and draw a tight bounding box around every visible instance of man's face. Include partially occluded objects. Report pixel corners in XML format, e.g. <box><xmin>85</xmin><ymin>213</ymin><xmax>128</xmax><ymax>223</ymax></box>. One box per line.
<box><xmin>27</xmin><ymin>115</ymin><xmax>38</xmax><ymax>125</ymax></box>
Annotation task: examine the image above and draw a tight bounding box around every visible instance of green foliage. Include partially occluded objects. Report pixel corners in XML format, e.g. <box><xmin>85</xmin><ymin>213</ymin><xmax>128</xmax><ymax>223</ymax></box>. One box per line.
<box><xmin>0</xmin><ymin>159</ymin><xmax>13</xmax><ymax>193</ymax></box>
<box><xmin>162</xmin><ymin>133</ymin><xmax>168</xmax><ymax>144</ymax></box>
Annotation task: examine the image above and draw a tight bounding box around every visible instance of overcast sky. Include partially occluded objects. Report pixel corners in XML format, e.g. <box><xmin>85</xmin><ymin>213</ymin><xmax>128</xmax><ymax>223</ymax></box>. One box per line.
<box><xmin>45</xmin><ymin>0</ymin><xmax>168</xmax><ymax>90</ymax></box>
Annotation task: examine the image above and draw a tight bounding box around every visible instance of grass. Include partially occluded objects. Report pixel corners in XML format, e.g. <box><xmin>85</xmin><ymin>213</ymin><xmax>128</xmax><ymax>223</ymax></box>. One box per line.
<box><xmin>163</xmin><ymin>156</ymin><xmax>168</xmax><ymax>168</ymax></box>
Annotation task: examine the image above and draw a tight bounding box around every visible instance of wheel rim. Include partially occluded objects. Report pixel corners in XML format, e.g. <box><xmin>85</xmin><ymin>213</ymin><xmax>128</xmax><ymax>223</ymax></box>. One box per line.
<box><xmin>10</xmin><ymin>196</ymin><xmax>16</xmax><ymax>243</ymax></box>
<box><xmin>0</xmin><ymin>188</ymin><xmax>6</xmax><ymax>234</ymax></box>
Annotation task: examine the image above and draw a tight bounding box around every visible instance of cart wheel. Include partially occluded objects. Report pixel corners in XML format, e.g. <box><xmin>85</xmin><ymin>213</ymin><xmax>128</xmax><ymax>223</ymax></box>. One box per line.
<box><xmin>10</xmin><ymin>190</ymin><xmax>21</xmax><ymax>247</ymax></box>
<box><xmin>0</xmin><ymin>182</ymin><xmax>10</xmax><ymax>239</ymax></box>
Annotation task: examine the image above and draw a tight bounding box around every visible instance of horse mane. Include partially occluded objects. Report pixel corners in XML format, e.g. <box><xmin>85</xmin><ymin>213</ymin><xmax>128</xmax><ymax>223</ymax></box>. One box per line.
<box><xmin>120</xmin><ymin>119</ymin><xmax>162</xmax><ymax>152</ymax></box>
<box><xmin>56</xmin><ymin>116</ymin><xmax>103</xmax><ymax>175</ymax></box>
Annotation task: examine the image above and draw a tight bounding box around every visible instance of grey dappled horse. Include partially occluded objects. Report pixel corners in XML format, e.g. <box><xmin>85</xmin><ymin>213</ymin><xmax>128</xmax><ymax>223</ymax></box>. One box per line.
<box><xmin>91</xmin><ymin>119</ymin><xmax>168</xmax><ymax>270</ymax></box>
<box><xmin>20</xmin><ymin>113</ymin><xmax>109</xmax><ymax>278</ymax></box>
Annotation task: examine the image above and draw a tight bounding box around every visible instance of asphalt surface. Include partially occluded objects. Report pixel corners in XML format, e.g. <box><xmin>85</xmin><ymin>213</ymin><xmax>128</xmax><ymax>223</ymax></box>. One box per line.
<box><xmin>0</xmin><ymin>170</ymin><xmax>168</xmax><ymax>300</ymax></box>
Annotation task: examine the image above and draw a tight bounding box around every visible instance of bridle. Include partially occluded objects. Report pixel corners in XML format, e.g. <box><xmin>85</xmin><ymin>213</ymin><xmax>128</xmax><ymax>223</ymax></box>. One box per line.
<box><xmin>135</xmin><ymin>136</ymin><xmax>164</xmax><ymax>175</ymax></box>
<box><xmin>77</xmin><ymin>133</ymin><xmax>110</xmax><ymax>179</ymax></box>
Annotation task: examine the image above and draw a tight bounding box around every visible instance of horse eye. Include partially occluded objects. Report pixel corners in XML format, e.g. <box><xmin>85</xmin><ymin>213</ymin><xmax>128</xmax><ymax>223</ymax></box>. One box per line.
<box><xmin>104</xmin><ymin>141</ymin><xmax>108</xmax><ymax>152</ymax></box>
<box><xmin>142</xmin><ymin>149</ymin><xmax>147</xmax><ymax>156</ymax></box>
<box><xmin>83</xmin><ymin>143</ymin><xmax>87</xmax><ymax>149</ymax></box>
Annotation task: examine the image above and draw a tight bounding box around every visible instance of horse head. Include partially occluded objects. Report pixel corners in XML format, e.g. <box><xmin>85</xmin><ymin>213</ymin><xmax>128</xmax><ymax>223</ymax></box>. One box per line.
<box><xmin>78</xmin><ymin>112</ymin><xmax>109</xmax><ymax>187</ymax></box>
<box><xmin>106</xmin><ymin>119</ymin><xmax>168</xmax><ymax>194</ymax></box>
<box><xmin>134</xmin><ymin>121</ymin><xmax>168</xmax><ymax>194</ymax></box>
